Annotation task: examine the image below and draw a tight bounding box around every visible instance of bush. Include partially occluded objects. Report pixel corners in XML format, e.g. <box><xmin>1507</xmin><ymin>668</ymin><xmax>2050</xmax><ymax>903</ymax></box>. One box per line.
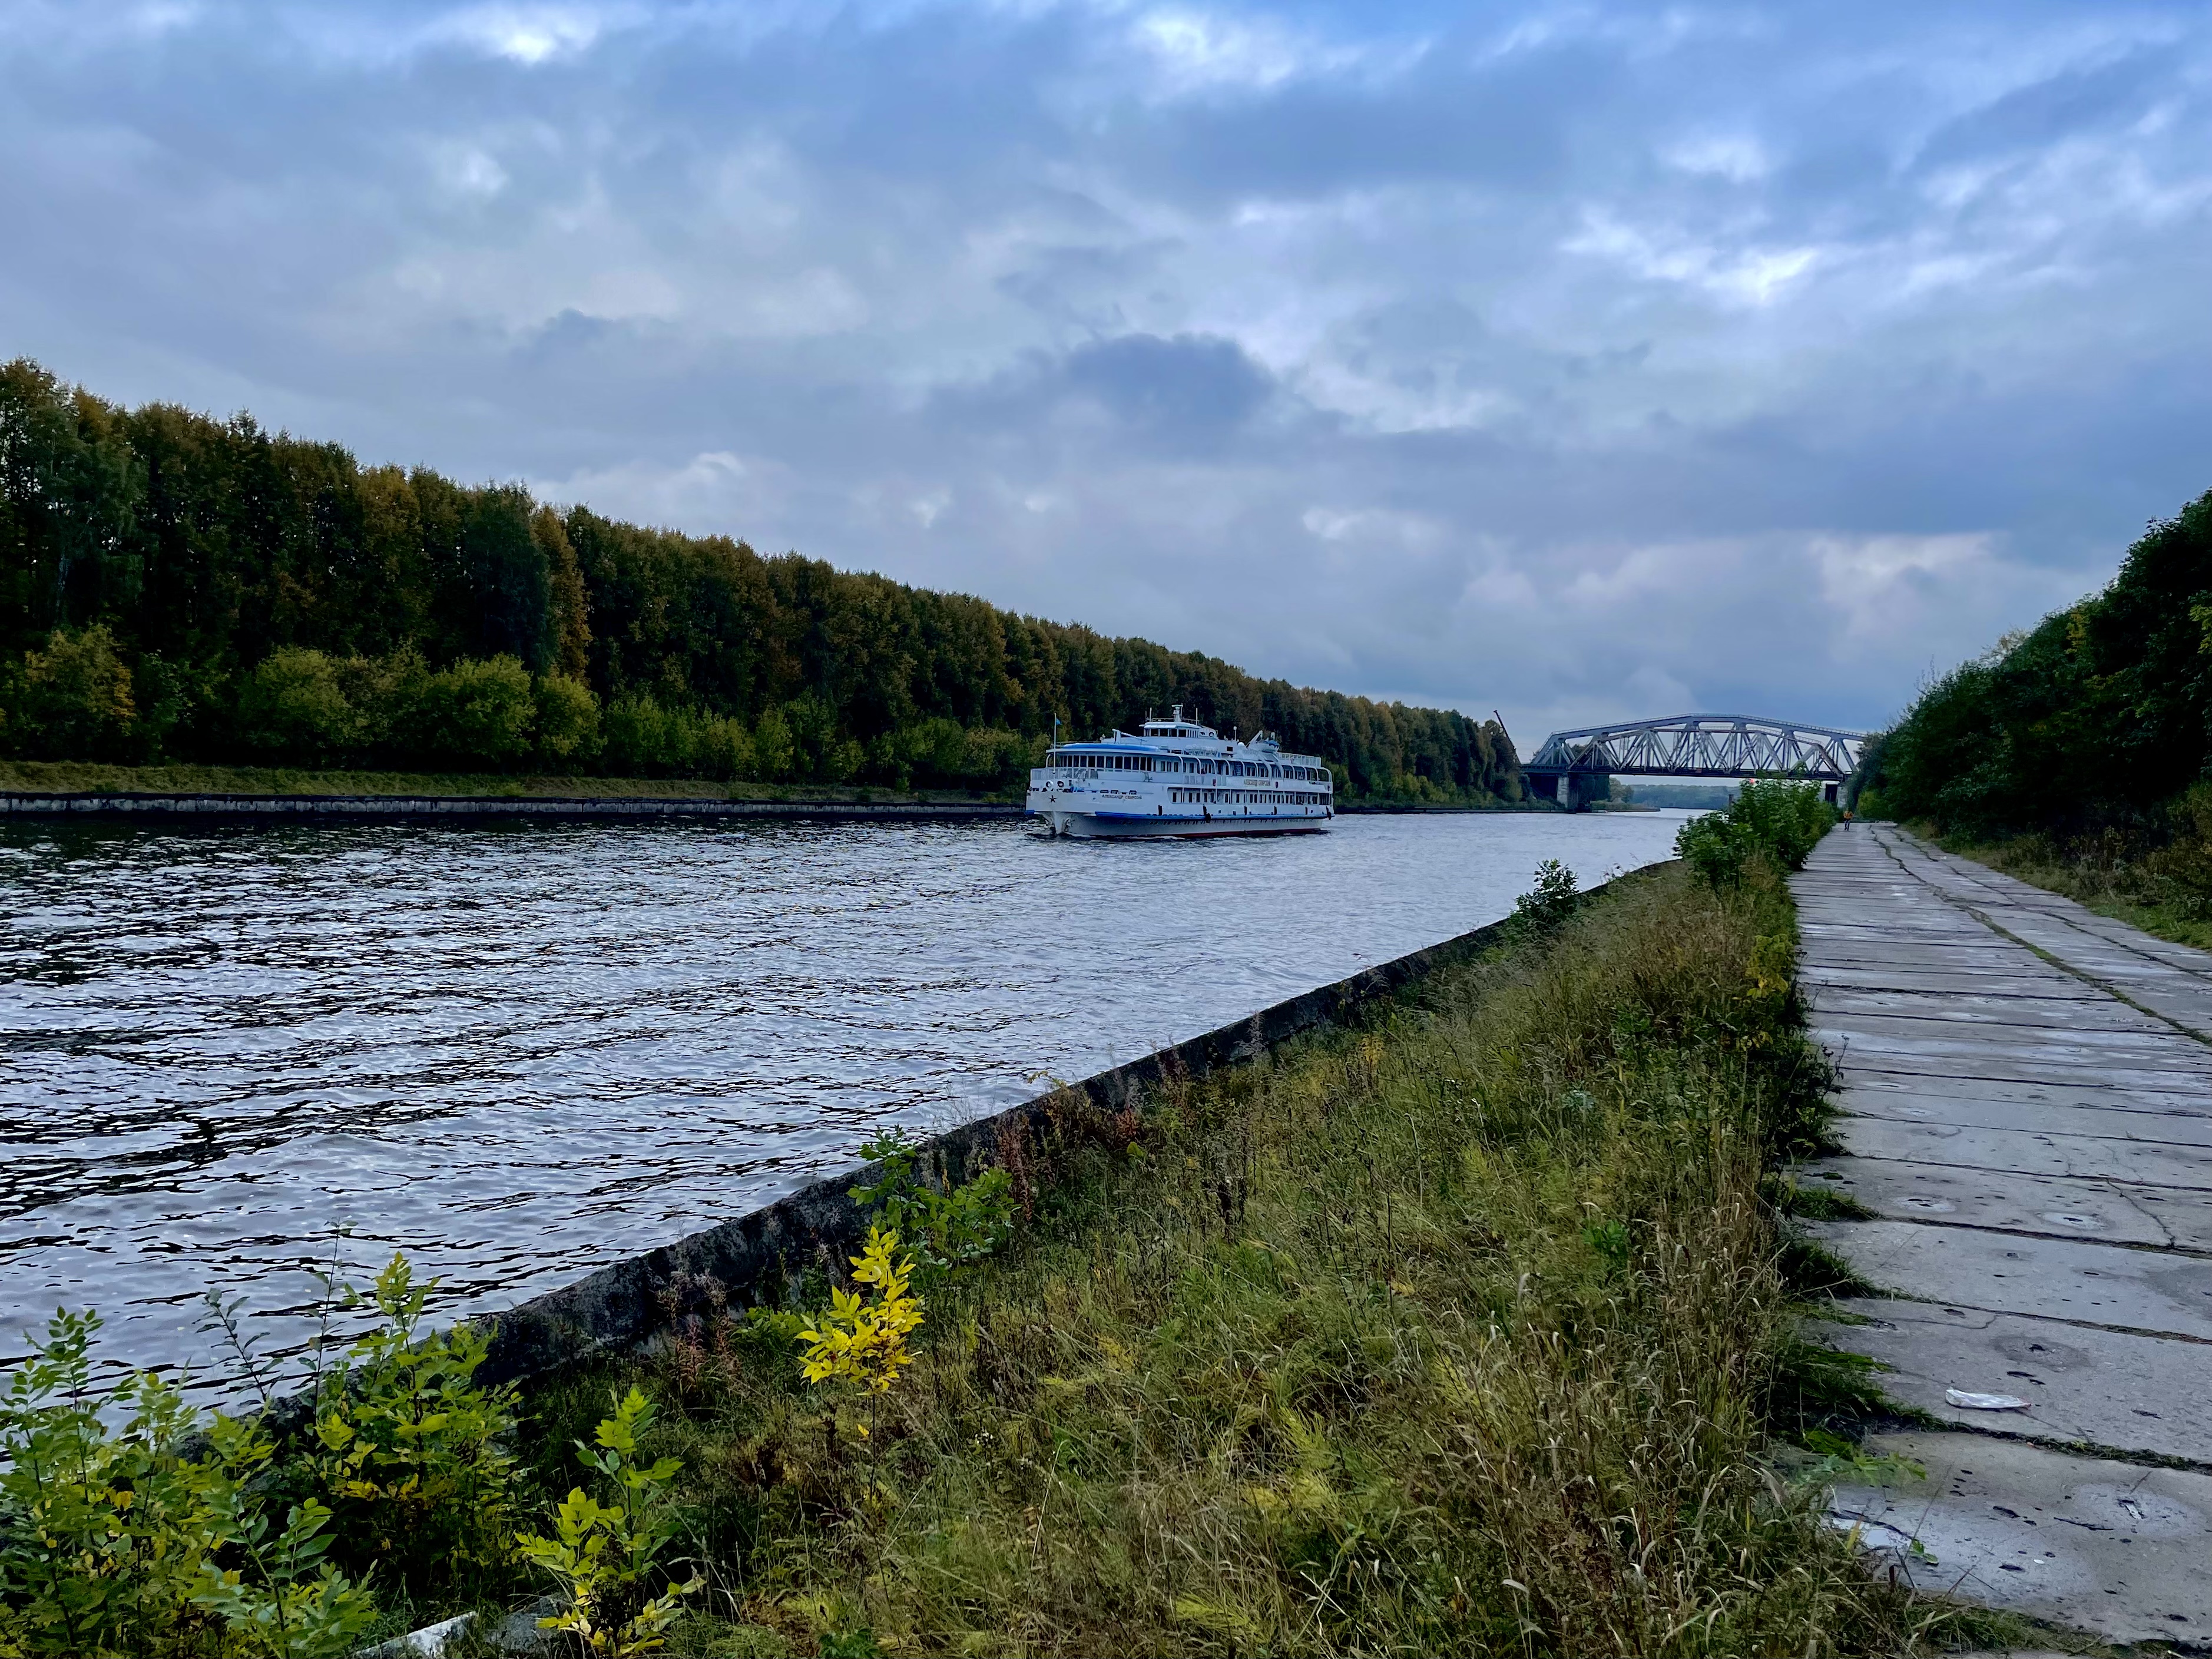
<box><xmin>418</xmin><ymin>655</ymin><xmax>535</xmax><ymax>768</ymax></box>
<box><xmin>1676</xmin><ymin>778</ymin><xmax>1836</xmax><ymax>887</ymax></box>
<box><xmin>0</xmin><ymin>1251</ymin><xmax>548</xmax><ymax>1656</ymax></box>
<box><xmin>532</xmin><ymin>673</ymin><xmax>601</xmax><ymax>767</ymax></box>
<box><xmin>603</xmin><ymin>693</ymin><xmax>695</xmax><ymax>776</ymax></box>
<box><xmin>5</xmin><ymin>624</ymin><xmax>138</xmax><ymax>760</ymax></box>
<box><xmin>0</xmin><ymin>1313</ymin><xmax>380</xmax><ymax>1659</ymax></box>
<box><xmin>696</xmin><ymin>716</ymin><xmax>756</xmax><ymax>782</ymax></box>
<box><xmin>751</xmin><ymin>707</ymin><xmax>794</xmax><ymax>782</ymax></box>
<box><xmin>2142</xmin><ymin>782</ymin><xmax>2212</xmax><ymax>921</ymax></box>
<box><xmin>236</xmin><ymin>649</ymin><xmax>357</xmax><ymax>766</ymax></box>
<box><xmin>308</xmin><ymin>1255</ymin><xmax>519</xmax><ymax>1591</ymax></box>
<box><xmin>1509</xmin><ymin>857</ymin><xmax>1579</xmax><ymax>941</ymax></box>
<box><xmin>867</xmin><ymin>718</ymin><xmax>1038</xmax><ymax>791</ymax></box>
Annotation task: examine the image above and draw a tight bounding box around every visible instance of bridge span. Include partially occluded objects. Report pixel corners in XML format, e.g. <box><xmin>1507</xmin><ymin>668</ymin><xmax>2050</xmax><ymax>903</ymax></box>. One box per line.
<box><xmin>1523</xmin><ymin>713</ymin><xmax>1869</xmax><ymax>812</ymax></box>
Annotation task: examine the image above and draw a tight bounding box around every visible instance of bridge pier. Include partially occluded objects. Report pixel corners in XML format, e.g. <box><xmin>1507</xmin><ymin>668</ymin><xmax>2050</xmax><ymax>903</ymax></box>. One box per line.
<box><xmin>1522</xmin><ymin>771</ymin><xmax>1610</xmax><ymax>811</ymax></box>
<box><xmin>1565</xmin><ymin>773</ymin><xmax>1610</xmax><ymax>813</ymax></box>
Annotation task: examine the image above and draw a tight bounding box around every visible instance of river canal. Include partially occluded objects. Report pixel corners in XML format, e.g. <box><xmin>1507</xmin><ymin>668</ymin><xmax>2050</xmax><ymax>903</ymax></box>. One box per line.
<box><xmin>2</xmin><ymin>810</ymin><xmax>1691</xmax><ymax>1386</ymax></box>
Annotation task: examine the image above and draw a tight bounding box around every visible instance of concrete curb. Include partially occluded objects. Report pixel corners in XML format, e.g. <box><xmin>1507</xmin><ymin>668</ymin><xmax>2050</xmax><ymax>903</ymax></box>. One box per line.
<box><xmin>0</xmin><ymin>790</ymin><xmax>1023</xmax><ymax>823</ymax></box>
<box><xmin>462</xmin><ymin>882</ymin><xmax>1601</xmax><ymax>1392</ymax></box>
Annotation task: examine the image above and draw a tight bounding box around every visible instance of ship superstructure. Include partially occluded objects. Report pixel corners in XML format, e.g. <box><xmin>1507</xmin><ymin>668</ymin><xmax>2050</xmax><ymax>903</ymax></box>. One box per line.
<box><xmin>1026</xmin><ymin>706</ymin><xmax>1335</xmax><ymax>839</ymax></box>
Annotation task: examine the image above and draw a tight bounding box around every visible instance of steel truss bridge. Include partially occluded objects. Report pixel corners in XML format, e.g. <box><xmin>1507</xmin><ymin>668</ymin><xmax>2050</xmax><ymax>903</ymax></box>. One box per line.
<box><xmin>1523</xmin><ymin>713</ymin><xmax>1869</xmax><ymax>810</ymax></box>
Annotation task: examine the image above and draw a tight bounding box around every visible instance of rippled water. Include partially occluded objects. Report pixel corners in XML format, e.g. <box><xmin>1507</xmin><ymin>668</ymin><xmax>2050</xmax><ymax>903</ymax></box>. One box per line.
<box><xmin>1</xmin><ymin>810</ymin><xmax>1689</xmax><ymax>1386</ymax></box>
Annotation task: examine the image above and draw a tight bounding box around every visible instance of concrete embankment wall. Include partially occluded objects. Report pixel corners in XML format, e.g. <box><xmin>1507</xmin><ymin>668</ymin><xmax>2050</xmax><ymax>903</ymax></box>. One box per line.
<box><xmin>466</xmin><ymin>883</ymin><xmax>1591</xmax><ymax>1390</ymax></box>
<box><xmin>0</xmin><ymin>790</ymin><xmax>1022</xmax><ymax>824</ymax></box>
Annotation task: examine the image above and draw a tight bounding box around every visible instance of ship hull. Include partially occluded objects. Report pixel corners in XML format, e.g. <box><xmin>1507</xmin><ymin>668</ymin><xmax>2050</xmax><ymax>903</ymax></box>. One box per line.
<box><xmin>1029</xmin><ymin>805</ymin><xmax>1331</xmax><ymax>839</ymax></box>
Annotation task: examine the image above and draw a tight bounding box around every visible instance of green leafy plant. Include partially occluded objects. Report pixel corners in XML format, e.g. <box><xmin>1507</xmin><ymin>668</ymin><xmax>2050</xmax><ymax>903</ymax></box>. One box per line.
<box><xmin>308</xmin><ymin>1253</ymin><xmax>520</xmax><ymax>1587</ymax></box>
<box><xmin>1509</xmin><ymin>857</ymin><xmax>1579</xmax><ymax>940</ymax></box>
<box><xmin>1676</xmin><ymin>778</ymin><xmax>1837</xmax><ymax>886</ymax></box>
<box><xmin>190</xmin><ymin>1476</ymin><xmax>378</xmax><ymax>1658</ymax></box>
<box><xmin>0</xmin><ymin>1312</ymin><xmax>214</xmax><ymax>1656</ymax></box>
<box><xmin>518</xmin><ymin>1389</ymin><xmax>700</xmax><ymax>1657</ymax></box>
<box><xmin>798</xmin><ymin>1226</ymin><xmax>926</xmax><ymax>1405</ymax></box>
<box><xmin>0</xmin><ymin>1310</ymin><xmax>378</xmax><ymax>1659</ymax></box>
<box><xmin>848</xmin><ymin>1130</ymin><xmax>1015</xmax><ymax>1284</ymax></box>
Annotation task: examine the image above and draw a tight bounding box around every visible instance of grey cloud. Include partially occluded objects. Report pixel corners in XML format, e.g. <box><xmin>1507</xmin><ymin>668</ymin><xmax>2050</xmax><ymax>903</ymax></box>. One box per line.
<box><xmin>2</xmin><ymin>0</ymin><xmax>2208</xmax><ymax>749</ymax></box>
<box><xmin>1912</xmin><ymin>51</ymin><xmax>2174</xmax><ymax>173</ymax></box>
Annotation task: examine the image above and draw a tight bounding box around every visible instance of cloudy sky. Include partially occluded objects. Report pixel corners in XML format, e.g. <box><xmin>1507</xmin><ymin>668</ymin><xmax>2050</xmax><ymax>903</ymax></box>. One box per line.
<box><xmin>4</xmin><ymin>1</ymin><xmax>2208</xmax><ymax>747</ymax></box>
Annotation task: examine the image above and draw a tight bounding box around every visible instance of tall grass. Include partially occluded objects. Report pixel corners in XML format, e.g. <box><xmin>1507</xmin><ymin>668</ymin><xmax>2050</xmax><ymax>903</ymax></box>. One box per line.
<box><xmin>1926</xmin><ymin>782</ymin><xmax>2212</xmax><ymax>952</ymax></box>
<box><xmin>528</xmin><ymin>860</ymin><xmax>1965</xmax><ymax>1657</ymax></box>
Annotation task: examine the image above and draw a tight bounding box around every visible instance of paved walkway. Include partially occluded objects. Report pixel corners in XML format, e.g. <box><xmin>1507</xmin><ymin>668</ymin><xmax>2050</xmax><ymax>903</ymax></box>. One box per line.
<box><xmin>1793</xmin><ymin>824</ymin><xmax>2212</xmax><ymax>1644</ymax></box>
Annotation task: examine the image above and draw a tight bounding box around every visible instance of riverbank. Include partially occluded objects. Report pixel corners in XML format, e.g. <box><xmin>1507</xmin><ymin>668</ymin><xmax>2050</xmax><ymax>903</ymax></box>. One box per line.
<box><xmin>502</xmin><ymin>855</ymin><xmax>1983</xmax><ymax>1657</ymax></box>
<box><xmin>0</xmin><ymin>759</ymin><xmax>1537</xmax><ymax>818</ymax></box>
<box><xmin>3</xmin><ymin>815</ymin><xmax>2015</xmax><ymax>1656</ymax></box>
<box><xmin>0</xmin><ymin>758</ymin><xmax>1015</xmax><ymax>808</ymax></box>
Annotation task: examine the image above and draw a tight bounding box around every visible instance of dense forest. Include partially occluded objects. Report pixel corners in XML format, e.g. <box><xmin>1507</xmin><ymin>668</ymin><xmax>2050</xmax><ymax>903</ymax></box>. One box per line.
<box><xmin>1859</xmin><ymin>486</ymin><xmax>2211</xmax><ymax>920</ymax></box>
<box><xmin>0</xmin><ymin>359</ymin><xmax>1524</xmax><ymax>802</ymax></box>
<box><xmin>1861</xmin><ymin>487</ymin><xmax>2211</xmax><ymax>832</ymax></box>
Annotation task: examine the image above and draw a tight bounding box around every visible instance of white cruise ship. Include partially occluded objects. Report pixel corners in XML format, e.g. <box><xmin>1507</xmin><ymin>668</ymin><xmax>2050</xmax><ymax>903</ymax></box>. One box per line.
<box><xmin>1027</xmin><ymin>707</ymin><xmax>1336</xmax><ymax>839</ymax></box>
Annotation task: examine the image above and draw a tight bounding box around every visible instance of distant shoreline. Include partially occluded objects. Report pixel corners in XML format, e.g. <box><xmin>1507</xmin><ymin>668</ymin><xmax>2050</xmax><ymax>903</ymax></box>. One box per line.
<box><xmin>0</xmin><ymin>760</ymin><xmax>1535</xmax><ymax>819</ymax></box>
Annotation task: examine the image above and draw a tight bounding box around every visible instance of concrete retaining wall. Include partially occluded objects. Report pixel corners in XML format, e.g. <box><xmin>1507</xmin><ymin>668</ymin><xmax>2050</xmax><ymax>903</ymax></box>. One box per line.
<box><xmin>0</xmin><ymin>790</ymin><xmax>1022</xmax><ymax>824</ymax></box>
<box><xmin>468</xmin><ymin>891</ymin><xmax>1564</xmax><ymax>1390</ymax></box>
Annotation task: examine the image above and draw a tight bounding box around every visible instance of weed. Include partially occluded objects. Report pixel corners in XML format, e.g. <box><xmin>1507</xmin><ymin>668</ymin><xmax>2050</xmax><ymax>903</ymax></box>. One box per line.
<box><xmin>518</xmin><ymin>1388</ymin><xmax>701</xmax><ymax>1657</ymax></box>
<box><xmin>309</xmin><ymin>1254</ymin><xmax>521</xmax><ymax>1589</ymax></box>
<box><xmin>847</xmin><ymin>1131</ymin><xmax>1015</xmax><ymax>1286</ymax></box>
<box><xmin>797</xmin><ymin>1227</ymin><xmax>925</xmax><ymax>1408</ymax></box>
<box><xmin>0</xmin><ymin>1312</ymin><xmax>379</xmax><ymax>1659</ymax></box>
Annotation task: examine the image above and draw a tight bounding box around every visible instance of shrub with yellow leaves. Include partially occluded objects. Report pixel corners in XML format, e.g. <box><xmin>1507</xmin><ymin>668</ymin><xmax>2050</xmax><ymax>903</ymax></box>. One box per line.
<box><xmin>799</xmin><ymin>1226</ymin><xmax>925</xmax><ymax>1400</ymax></box>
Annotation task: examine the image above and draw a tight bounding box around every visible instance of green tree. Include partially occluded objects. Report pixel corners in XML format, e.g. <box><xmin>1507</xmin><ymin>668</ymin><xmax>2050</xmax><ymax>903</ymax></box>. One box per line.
<box><xmin>0</xmin><ymin>355</ymin><xmax>1536</xmax><ymax>797</ymax></box>
<box><xmin>236</xmin><ymin>648</ymin><xmax>357</xmax><ymax>764</ymax></box>
<box><xmin>419</xmin><ymin>655</ymin><xmax>535</xmax><ymax>768</ymax></box>
<box><xmin>8</xmin><ymin>624</ymin><xmax>138</xmax><ymax>759</ymax></box>
<box><xmin>1873</xmin><ymin>488</ymin><xmax>2212</xmax><ymax>836</ymax></box>
<box><xmin>534</xmin><ymin>673</ymin><xmax>602</xmax><ymax>767</ymax></box>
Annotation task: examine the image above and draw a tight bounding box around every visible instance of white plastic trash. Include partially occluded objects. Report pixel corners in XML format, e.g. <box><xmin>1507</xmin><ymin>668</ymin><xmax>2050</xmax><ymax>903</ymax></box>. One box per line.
<box><xmin>1945</xmin><ymin>1388</ymin><xmax>2030</xmax><ymax>1411</ymax></box>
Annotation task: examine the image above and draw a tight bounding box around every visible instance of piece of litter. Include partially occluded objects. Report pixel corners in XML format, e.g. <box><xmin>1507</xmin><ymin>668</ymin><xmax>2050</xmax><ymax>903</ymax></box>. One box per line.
<box><xmin>1946</xmin><ymin>1389</ymin><xmax>2030</xmax><ymax>1411</ymax></box>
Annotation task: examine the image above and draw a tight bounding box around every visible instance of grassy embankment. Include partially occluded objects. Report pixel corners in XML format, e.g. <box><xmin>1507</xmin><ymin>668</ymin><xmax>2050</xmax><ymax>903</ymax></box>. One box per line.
<box><xmin>0</xmin><ymin>759</ymin><xmax>1015</xmax><ymax>806</ymax></box>
<box><xmin>508</xmin><ymin>850</ymin><xmax>1985</xmax><ymax>1658</ymax></box>
<box><xmin>4</xmin><ymin>804</ymin><xmax>2016</xmax><ymax>1657</ymax></box>
<box><xmin>1915</xmin><ymin>813</ymin><xmax>2212</xmax><ymax>953</ymax></box>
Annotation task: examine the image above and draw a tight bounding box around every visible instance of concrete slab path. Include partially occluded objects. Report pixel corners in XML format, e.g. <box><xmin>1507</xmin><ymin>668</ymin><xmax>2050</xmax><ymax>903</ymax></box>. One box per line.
<box><xmin>1792</xmin><ymin>824</ymin><xmax>2212</xmax><ymax>1644</ymax></box>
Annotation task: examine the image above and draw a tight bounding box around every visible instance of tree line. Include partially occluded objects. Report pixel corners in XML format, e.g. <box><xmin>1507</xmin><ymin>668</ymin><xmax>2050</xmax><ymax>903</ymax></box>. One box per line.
<box><xmin>1860</xmin><ymin>485</ymin><xmax>2211</xmax><ymax>838</ymax></box>
<box><xmin>0</xmin><ymin>358</ymin><xmax>1525</xmax><ymax>802</ymax></box>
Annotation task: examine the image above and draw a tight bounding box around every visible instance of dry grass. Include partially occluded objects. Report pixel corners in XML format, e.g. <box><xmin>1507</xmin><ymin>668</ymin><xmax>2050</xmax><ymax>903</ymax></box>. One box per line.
<box><xmin>515</xmin><ymin>862</ymin><xmax>1996</xmax><ymax>1658</ymax></box>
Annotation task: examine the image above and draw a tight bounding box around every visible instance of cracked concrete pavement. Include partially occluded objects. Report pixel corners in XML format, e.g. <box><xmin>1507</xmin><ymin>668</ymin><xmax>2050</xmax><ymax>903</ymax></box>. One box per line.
<box><xmin>1792</xmin><ymin>823</ymin><xmax>2212</xmax><ymax>1646</ymax></box>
